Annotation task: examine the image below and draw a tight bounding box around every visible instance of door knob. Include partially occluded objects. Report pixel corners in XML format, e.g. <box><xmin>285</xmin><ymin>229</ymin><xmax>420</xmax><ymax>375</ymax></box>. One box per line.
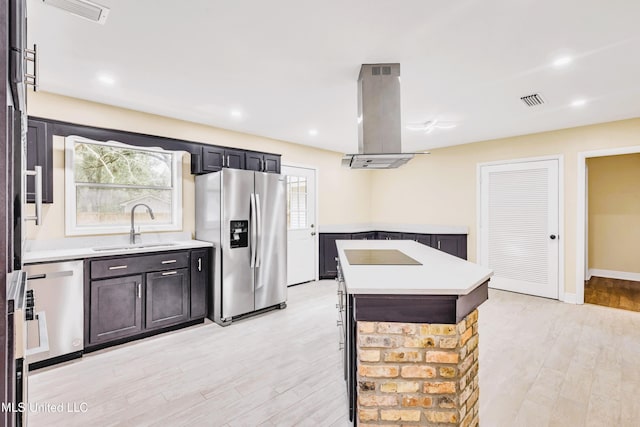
<box><xmin>311</xmin><ymin>232</ymin><xmax>316</xmax><ymax>236</ymax></box>
<box><xmin>550</xmin><ymin>234</ymin><xmax>557</xmax><ymax>240</ymax></box>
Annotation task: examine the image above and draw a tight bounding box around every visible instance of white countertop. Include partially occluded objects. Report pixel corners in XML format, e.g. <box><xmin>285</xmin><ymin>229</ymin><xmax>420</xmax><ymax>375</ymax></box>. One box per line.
<box><xmin>24</xmin><ymin>232</ymin><xmax>213</xmax><ymax>264</ymax></box>
<box><xmin>319</xmin><ymin>223</ymin><xmax>468</xmax><ymax>234</ymax></box>
<box><xmin>336</xmin><ymin>240</ymin><xmax>492</xmax><ymax>295</ymax></box>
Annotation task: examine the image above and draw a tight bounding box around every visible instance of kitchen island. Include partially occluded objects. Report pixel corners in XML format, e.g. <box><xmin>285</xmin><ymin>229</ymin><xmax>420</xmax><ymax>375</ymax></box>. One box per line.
<box><xmin>336</xmin><ymin>240</ymin><xmax>492</xmax><ymax>427</ymax></box>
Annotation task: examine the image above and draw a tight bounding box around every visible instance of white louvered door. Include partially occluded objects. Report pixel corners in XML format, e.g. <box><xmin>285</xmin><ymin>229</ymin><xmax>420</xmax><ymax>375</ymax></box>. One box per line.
<box><xmin>480</xmin><ymin>160</ymin><xmax>559</xmax><ymax>299</ymax></box>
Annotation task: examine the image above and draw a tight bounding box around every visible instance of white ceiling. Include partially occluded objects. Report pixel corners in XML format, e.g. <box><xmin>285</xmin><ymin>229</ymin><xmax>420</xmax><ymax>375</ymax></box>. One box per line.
<box><xmin>27</xmin><ymin>0</ymin><xmax>640</xmax><ymax>153</ymax></box>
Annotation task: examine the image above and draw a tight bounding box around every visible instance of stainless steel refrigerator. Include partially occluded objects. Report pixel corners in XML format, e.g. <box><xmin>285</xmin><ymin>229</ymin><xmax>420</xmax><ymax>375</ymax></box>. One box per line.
<box><xmin>195</xmin><ymin>168</ymin><xmax>287</xmax><ymax>325</ymax></box>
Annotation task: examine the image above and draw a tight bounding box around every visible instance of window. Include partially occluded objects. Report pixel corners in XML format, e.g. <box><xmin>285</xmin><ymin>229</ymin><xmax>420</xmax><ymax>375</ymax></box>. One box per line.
<box><xmin>65</xmin><ymin>136</ymin><xmax>182</xmax><ymax>235</ymax></box>
<box><xmin>286</xmin><ymin>175</ymin><xmax>307</xmax><ymax>229</ymax></box>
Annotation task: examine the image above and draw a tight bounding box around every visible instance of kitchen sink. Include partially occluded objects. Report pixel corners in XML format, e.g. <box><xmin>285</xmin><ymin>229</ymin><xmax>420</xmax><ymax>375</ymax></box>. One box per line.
<box><xmin>92</xmin><ymin>242</ymin><xmax>179</xmax><ymax>252</ymax></box>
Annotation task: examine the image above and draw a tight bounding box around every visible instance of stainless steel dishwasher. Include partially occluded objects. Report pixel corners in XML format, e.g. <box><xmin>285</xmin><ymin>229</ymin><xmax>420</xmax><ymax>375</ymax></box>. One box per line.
<box><xmin>25</xmin><ymin>260</ymin><xmax>84</xmax><ymax>366</ymax></box>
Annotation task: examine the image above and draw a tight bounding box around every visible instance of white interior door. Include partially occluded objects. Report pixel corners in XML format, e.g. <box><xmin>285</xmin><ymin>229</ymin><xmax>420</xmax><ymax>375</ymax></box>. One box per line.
<box><xmin>480</xmin><ymin>159</ymin><xmax>560</xmax><ymax>299</ymax></box>
<box><xmin>282</xmin><ymin>165</ymin><xmax>316</xmax><ymax>286</ymax></box>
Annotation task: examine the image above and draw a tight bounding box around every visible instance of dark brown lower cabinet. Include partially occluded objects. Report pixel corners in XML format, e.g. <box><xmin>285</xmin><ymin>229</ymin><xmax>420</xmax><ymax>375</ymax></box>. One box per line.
<box><xmin>86</xmin><ymin>249</ymin><xmax>212</xmax><ymax>349</ymax></box>
<box><xmin>145</xmin><ymin>268</ymin><xmax>189</xmax><ymax>330</ymax></box>
<box><xmin>416</xmin><ymin>234</ymin><xmax>433</xmax><ymax>246</ymax></box>
<box><xmin>377</xmin><ymin>231</ymin><xmax>403</xmax><ymax>240</ymax></box>
<box><xmin>190</xmin><ymin>249</ymin><xmax>209</xmax><ymax>319</ymax></box>
<box><xmin>351</xmin><ymin>232</ymin><xmax>376</xmax><ymax>240</ymax></box>
<box><xmin>319</xmin><ymin>231</ymin><xmax>467</xmax><ymax>279</ymax></box>
<box><xmin>89</xmin><ymin>275</ymin><xmax>143</xmax><ymax>344</ymax></box>
<box><xmin>433</xmin><ymin>234</ymin><xmax>467</xmax><ymax>259</ymax></box>
<box><xmin>319</xmin><ymin>233</ymin><xmax>344</xmax><ymax>279</ymax></box>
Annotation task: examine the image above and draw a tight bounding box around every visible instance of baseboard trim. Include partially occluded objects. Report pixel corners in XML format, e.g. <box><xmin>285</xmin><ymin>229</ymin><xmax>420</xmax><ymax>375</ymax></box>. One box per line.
<box><xmin>563</xmin><ymin>293</ymin><xmax>577</xmax><ymax>304</ymax></box>
<box><xmin>588</xmin><ymin>269</ymin><xmax>640</xmax><ymax>282</ymax></box>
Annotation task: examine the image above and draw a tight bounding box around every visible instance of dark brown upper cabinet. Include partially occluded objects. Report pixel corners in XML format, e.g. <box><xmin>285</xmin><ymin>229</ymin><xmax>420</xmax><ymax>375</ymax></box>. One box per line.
<box><xmin>191</xmin><ymin>145</ymin><xmax>280</xmax><ymax>175</ymax></box>
<box><xmin>199</xmin><ymin>146</ymin><xmax>245</xmax><ymax>173</ymax></box>
<box><xmin>26</xmin><ymin>119</ymin><xmax>53</xmax><ymax>203</ymax></box>
<box><xmin>245</xmin><ymin>152</ymin><xmax>281</xmax><ymax>173</ymax></box>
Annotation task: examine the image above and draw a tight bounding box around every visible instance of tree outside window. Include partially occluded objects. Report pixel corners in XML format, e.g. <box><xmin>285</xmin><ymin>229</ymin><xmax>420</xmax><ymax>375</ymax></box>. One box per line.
<box><xmin>65</xmin><ymin>136</ymin><xmax>182</xmax><ymax>235</ymax></box>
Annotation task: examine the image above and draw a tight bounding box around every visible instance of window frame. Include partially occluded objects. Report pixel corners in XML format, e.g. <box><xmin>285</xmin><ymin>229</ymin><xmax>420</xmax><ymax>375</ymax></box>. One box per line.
<box><xmin>286</xmin><ymin>175</ymin><xmax>308</xmax><ymax>230</ymax></box>
<box><xmin>64</xmin><ymin>135</ymin><xmax>183</xmax><ymax>236</ymax></box>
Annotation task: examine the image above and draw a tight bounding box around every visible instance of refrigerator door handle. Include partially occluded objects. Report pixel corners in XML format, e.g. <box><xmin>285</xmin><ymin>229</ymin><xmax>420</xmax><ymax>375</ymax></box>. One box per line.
<box><xmin>256</xmin><ymin>193</ymin><xmax>262</xmax><ymax>268</ymax></box>
<box><xmin>250</xmin><ymin>192</ymin><xmax>257</xmax><ymax>268</ymax></box>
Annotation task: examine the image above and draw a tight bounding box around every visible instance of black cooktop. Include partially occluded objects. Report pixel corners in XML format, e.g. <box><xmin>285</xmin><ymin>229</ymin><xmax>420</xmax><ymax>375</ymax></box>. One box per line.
<box><xmin>344</xmin><ymin>249</ymin><xmax>422</xmax><ymax>266</ymax></box>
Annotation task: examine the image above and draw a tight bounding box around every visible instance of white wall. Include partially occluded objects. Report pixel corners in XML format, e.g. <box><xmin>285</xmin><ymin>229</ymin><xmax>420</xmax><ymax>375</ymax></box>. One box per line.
<box><xmin>370</xmin><ymin>117</ymin><xmax>640</xmax><ymax>294</ymax></box>
<box><xmin>26</xmin><ymin>91</ymin><xmax>372</xmax><ymax>240</ymax></box>
<box><xmin>27</xmin><ymin>91</ymin><xmax>640</xmax><ymax>297</ymax></box>
<box><xmin>587</xmin><ymin>153</ymin><xmax>640</xmax><ymax>274</ymax></box>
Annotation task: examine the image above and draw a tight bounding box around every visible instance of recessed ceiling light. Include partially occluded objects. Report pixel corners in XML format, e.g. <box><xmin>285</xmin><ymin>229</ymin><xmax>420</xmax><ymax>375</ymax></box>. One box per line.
<box><xmin>308</xmin><ymin>129</ymin><xmax>318</xmax><ymax>136</ymax></box>
<box><xmin>97</xmin><ymin>74</ymin><xmax>115</xmax><ymax>85</ymax></box>
<box><xmin>230</xmin><ymin>109</ymin><xmax>243</xmax><ymax>118</ymax></box>
<box><xmin>552</xmin><ymin>56</ymin><xmax>573</xmax><ymax>68</ymax></box>
<box><xmin>571</xmin><ymin>99</ymin><xmax>587</xmax><ymax>107</ymax></box>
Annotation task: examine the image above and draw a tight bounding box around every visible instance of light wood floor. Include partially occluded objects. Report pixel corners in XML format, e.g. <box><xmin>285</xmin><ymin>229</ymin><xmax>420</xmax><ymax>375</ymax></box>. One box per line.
<box><xmin>29</xmin><ymin>281</ymin><xmax>640</xmax><ymax>426</ymax></box>
<box><xmin>585</xmin><ymin>276</ymin><xmax>640</xmax><ymax>312</ymax></box>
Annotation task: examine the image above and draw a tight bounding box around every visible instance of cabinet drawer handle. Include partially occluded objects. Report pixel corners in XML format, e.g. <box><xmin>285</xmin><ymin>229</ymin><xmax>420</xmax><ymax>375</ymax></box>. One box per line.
<box><xmin>162</xmin><ymin>271</ymin><xmax>177</xmax><ymax>276</ymax></box>
<box><xmin>109</xmin><ymin>265</ymin><xmax>128</xmax><ymax>270</ymax></box>
<box><xmin>197</xmin><ymin>258</ymin><xmax>202</xmax><ymax>272</ymax></box>
<box><xmin>161</xmin><ymin>260</ymin><xmax>177</xmax><ymax>264</ymax></box>
<box><xmin>137</xmin><ymin>283</ymin><xmax>141</xmax><ymax>299</ymax></box>
<box><xmin>437</xmin><ymin>241</ymin><xmax>441</xmax><ymax>249</ymax></box>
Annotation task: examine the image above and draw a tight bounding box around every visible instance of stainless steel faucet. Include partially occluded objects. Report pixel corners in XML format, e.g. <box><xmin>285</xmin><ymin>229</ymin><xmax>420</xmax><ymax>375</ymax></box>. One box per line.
<box><xmin>130</xmin><ymin>203</ymin><xmax>155</xmax><ymax>244</ymax></box>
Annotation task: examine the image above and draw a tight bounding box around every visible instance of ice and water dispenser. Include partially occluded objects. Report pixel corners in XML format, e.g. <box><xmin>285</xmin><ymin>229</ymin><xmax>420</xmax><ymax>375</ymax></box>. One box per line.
<box><xmin>230</xmin><ymin>220</ymin><xmax>249</xmax><ymax>248</ymax></box>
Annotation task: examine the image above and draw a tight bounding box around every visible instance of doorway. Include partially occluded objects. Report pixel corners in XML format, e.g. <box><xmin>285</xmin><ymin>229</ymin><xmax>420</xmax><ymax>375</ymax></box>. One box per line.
<box><xmin>582</xmin><ymin>152</ymin><xmax>640</xmax><ymax>311</ymax></box>
<box><xmin>576</xmin><ymin>146</ymin><xmax>640</xmax><ymax>304</ymax></box>
<box><xmin>478</xmin><ymin>157</ymin><xmax>562</xmax><ymax>299</ymax></box>
<box><xmin>282</xmin><ymin>165</ymin><xmax>317</xmax><ymax>286</ymax></box>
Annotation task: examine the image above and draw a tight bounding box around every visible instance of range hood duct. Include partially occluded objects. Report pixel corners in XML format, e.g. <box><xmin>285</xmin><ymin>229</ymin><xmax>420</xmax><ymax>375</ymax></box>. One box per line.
<box><xmin>342</xmin><ymin>63</ymin><xmax>417</xmax><ymax>169</ymax></box>
<box><xmin>42</xmin><ymin>0</ymin><xmax>110</xmax><ymax>24</ymax></box>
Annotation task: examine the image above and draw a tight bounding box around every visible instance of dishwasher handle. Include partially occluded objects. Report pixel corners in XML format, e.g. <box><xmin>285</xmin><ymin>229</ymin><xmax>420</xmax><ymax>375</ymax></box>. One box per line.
<box><xmin>27</xmin><ymin>270</ymin><xmax>75</xmax><ymax>281</ymax></box>
<box><xmin>25</xmin><ymin>311</ymin><xmax>50</xmax><ymax>357</ymax></box>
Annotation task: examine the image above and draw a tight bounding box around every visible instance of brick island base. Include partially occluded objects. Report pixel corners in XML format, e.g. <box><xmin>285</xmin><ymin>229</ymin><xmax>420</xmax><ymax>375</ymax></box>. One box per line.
<box><xmin>356</xmin><ymin>309</ymin><xmax>479</xmax><ymax>426</ymax></box>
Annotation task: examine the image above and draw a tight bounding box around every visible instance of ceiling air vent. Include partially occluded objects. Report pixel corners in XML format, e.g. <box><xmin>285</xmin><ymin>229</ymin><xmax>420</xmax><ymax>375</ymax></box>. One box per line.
<box><xmin>520</xmin><ymin>93</ymin><xmax>545</xmax><ymax>107</ymax></box>
<box><xmin>43</xmin><ymin>0</ymin><xmax>110</xmax><ymax>24</ymax></box>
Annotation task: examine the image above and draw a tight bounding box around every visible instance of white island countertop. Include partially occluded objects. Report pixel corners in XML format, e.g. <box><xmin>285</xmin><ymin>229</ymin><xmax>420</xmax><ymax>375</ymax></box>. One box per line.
<box><xmin>336</xmin><ymin>240</ymin><xmax>492</xmax><ymax>295</ymax></box>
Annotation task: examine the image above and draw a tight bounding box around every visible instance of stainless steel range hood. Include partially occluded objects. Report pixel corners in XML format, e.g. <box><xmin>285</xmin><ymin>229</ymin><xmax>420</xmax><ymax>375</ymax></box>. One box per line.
<box><xmin>342</xmin><ymin>63</ymin><xmax>416</xmax><ymax>169</ymax></box>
